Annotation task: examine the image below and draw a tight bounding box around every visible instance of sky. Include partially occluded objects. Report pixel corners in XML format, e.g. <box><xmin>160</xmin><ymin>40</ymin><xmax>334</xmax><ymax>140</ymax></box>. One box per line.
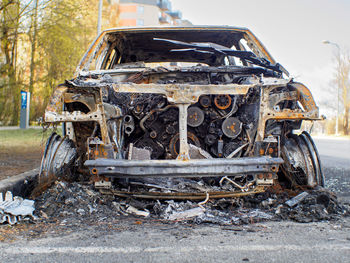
<box><xmin>171</xmin><ymin>0</ymin><xmax>350</xmax><ymax>116</ymax></box>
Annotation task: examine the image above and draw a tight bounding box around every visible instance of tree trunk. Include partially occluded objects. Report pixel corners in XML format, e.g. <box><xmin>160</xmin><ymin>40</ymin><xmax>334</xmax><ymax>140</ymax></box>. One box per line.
<box><xmin>29</xmin><ymin>0</ymin><xmax>38</xmax><ymax>95</ymax></box>
<box><xmin>344</xmin><ymin>106</ymin><xmax>349</xmax><ymax>135</ymax></box>
<box><xmin>0</xmin><ymin>0</ymin><xmax>20</xmax><ymax>125</ymax></box>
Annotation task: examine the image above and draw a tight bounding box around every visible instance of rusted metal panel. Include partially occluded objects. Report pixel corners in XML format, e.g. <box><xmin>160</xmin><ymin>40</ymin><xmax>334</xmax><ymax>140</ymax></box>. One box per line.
<box><xmin>99</xmin><ymin>186</ymin><xmax>266</xmax><ymax>200</ymax></box>
<box><xmin>112</xmin><ymin>83</ymin><xmax>252</xmax><ymax>103</ymax></box>
<box><xmin>256</xmin><ymin>84</ymin><xmax>320</xmax><ymax>141</ymax></box>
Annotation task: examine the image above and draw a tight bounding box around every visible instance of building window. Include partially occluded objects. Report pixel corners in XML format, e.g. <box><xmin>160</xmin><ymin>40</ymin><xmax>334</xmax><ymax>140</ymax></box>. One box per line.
<box><xmin>137</xmin><ymin>6</ymin><xmax>144</xmax><ymax>14</ymax></box>
<box><xmin>137</xmin><ymin>19</ymin><xmax>144</xmax><ymax>26</ymax></box>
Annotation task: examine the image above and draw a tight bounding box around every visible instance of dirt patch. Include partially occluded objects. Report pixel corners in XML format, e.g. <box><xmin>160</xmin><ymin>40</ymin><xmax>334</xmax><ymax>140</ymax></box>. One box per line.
<box><xmin>0</xmin><ymin>128</ymin><xmax>55</xmax><ymax>180</ymax></box>
<box><xmin>0</xmin><ymin>147</ymin><xmax>42</xmax><ymax>180</ymax></box>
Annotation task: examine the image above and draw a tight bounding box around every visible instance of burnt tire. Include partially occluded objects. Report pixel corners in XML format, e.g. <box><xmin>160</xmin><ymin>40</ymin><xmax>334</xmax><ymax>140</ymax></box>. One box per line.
<box><xmin>39</xmin><ymin>132</ymin><xmax>77</xmax><ymax>179</ymax></box>
<box><xmin>299</xmin><ymin>131</ymin><xmax>324</xmax><ymax>186</ymax></box>
<box><xmin>280</xmin><ymin>132</ymin><xmax>324</xmax><ymax>188</ymax></box>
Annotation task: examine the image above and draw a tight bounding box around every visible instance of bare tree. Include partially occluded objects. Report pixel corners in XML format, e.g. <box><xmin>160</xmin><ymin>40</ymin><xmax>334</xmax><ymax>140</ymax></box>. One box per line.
<box><xmin>336</xmin><ymin>51</ymin><xmax>350</xmax><ymax>135</ymax></box>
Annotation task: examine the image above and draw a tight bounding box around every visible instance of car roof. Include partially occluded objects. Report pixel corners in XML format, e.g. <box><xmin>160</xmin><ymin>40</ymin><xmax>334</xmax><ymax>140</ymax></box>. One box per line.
<box><xmin>101</xmin><ymin>25</ymin><xmax>251</xmax><ymax>33</ymax></box>
<box><xmin>102</xmin><ymin>26</ymin><xmax>250</xmax><ymax>47</ymax></box>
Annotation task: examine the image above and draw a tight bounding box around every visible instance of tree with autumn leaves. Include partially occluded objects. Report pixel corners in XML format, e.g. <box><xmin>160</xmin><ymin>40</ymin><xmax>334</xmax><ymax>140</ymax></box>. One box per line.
<box><xmin>0</xmin><ymin>0</ymin><xmax>119</xmax><ymax>125</ymax></box>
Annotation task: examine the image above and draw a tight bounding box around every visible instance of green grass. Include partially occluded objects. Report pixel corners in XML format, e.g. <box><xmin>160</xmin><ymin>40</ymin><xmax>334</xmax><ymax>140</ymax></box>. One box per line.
<box><xmin>0</xmin><ymin>128</ymin><xmax>62</xmax><ymax>150</ymax></box>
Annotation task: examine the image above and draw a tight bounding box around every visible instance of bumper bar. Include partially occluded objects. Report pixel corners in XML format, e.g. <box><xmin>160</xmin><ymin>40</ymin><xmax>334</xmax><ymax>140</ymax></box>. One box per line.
<box><xmin>85</xmin><ymin>157</ymin><xmax>283</xmax><ymax>178</ymax></box>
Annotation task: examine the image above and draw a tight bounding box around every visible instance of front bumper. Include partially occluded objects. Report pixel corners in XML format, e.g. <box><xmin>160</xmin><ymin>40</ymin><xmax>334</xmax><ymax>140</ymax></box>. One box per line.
<box><xmin>84</xmin><ymin>156</ymin><xmax>283</xmax><ymax>178</ymax></box>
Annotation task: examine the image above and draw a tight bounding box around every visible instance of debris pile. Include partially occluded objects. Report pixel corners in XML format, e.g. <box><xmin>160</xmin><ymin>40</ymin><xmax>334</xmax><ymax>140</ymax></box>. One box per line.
<box><xmin>0</xmin><ymin>192</ymin><xmax>35</xmax><ymax>225</ymax></box>
<box><xmin>35</xmin><ymin>182</ymin><xmax>116</xmax><ymax>221</ymax></box>
<box><xmin>34</xmin><ymin>181</ymin><xmax>350</xmax><ymax>225</ymax></box>
<box><xmin>277</xmin><ymin>189</ymin><xmax>348</xmax><ymax>223</ymax></box>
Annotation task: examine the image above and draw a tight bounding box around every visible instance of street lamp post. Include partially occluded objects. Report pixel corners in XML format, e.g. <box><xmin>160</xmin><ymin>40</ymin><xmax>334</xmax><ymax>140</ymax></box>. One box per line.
<box><xmin>97</xmin><ymin>0</ymin><xmax>103</xmax><ymax>35</ymax></box>
<box><xmin>322</xmin><ymin>40</ymin><xmax>340</xmax><ymax>136</ymax></box>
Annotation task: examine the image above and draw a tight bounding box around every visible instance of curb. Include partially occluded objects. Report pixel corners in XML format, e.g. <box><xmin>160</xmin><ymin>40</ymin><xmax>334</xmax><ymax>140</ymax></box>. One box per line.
<box><xmin>0</xmin><ymin>168</ymin><xmax>39</xmax><ymax>198</ymax></box>
<box><xmin>0</xmin><ymin>126</ymin><xmax>42</xmax><ymax>131</ymax></box>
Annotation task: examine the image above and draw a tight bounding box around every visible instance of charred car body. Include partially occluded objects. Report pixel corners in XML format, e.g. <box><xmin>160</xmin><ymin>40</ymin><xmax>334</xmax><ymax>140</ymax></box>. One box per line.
<box><xmin>41</xmin><ymin>26</ymin><xmax>324</xmax><ymax>199</ymax></box>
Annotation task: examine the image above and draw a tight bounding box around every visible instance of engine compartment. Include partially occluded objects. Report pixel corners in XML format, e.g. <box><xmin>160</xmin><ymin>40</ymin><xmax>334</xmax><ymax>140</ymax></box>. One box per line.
<box><xmin>91</xmin><ymin>69</ymin><xmax>300</xmax><ymax>162</ymax></box>
<box><xmin>110</xmin><ymin>91</ymin><xmax>257</xmax><ymax>160</ymax></box>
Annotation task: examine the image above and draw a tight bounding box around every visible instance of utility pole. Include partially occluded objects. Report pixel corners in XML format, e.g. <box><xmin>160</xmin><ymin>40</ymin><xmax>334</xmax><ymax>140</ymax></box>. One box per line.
<box><xmin>323</xmin><ymin>40</ymin><xmax>341</xmax><ymax>136</ymax></box>
<box><xmin>97</xmin><ymin>0</ymin><xmax>103</xmax><ymax>35</ymax></box>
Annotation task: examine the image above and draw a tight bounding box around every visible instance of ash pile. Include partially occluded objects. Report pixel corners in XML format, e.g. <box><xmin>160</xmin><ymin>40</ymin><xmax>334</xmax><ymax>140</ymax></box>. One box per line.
<box><xmin>34</xmin><ymin>181</ymin><xmax>349</xmax><ymax>225</ymax></box>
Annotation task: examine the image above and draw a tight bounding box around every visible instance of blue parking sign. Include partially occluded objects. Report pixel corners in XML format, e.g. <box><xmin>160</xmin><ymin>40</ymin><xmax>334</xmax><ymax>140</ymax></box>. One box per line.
<box><xmin>21</xmin><ymin>91</ymin><xmax>27</xmax><ymax>109</ymax></box>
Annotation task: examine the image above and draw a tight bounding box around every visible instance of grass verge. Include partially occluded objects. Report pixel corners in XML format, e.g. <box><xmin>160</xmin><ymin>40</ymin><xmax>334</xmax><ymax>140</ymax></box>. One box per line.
<box><xmin>0</xmin><ymin>128</ymin><xmax>61</xmax><ymax>179</ymax></box>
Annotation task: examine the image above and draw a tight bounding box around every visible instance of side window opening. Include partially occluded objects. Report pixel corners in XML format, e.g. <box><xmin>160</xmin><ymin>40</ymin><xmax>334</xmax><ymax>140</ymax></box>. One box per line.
<box><xmin>102</xmin><ymin>47</ymin><xmax>119</xmax><ymax>69</ymax></box>
<box><xmin>226</xmin><ymin>44</ymin><xmax>244</xmax><ymax>66</ymax></box>
<box><xmin>238</xmin><ymin>39</ymin><xmax>255</xmax><ymax>66</ymax></box>
<box><xmin>106</xmin><ymin>49</ymin><xmax>117</xmax><ymax>69</ymax></box>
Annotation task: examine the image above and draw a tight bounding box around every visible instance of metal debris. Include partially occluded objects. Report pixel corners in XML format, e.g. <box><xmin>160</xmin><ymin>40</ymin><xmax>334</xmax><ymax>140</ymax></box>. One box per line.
<box><xmin>99</xmin><ymin>186</ymin><xmax>266</xmax><ymax>200</ymax></box>
<box><xmin>285</xmin><ymin>191</ymin><xmax>309</xmax><ymax>207</ymax></box>
<box><xmin>168</xmin><ymin>207</ymin><xmax>205</xmax><ymax>221</ymax></box>
<box><xmin>126</xmin><ymin>205</ymin><xmax>150</xmax><ymax>217</ymax></box>
<box><xmin>0</xmin><ymin>191</ymin><xmax>35</xmax><ymax>225</ymax></box>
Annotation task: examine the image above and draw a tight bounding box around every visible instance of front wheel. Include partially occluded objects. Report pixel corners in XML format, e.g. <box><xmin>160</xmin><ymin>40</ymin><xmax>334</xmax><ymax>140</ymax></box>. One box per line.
<box><xmin>32</xmin><ymin>132</ymin><xmax>77</xmax><ymax>197</ymax></box>
<box><xmin>280</xmin><ymin>131</ymin><xmax>324</xmax><ymax>188</ymax></box>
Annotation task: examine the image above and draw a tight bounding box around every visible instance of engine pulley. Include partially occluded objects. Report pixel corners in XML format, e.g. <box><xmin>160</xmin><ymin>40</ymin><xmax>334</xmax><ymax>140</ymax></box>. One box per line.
<box><xmin>199</xmin><ymin>95</ymin><xmax>211</xmax><ymax>108</ymax></box>
<box><xmin>222</xmin><ymin>117</ymin><xmax>242</xmax><ymax>139</ymax></box>
<box><xmin>187</xmin><ymin>106</ymin><xmax>204</xmax><ymax>127</ymax></box>
<box><xmin>169</xmin><ymin>132</ymin><xmax>201</xmax><ymax>158</ymax></box>
<box><xmin>214</xmin><ymin>95</ymin><xmax>231</xmax><ymax>110</ymax></box>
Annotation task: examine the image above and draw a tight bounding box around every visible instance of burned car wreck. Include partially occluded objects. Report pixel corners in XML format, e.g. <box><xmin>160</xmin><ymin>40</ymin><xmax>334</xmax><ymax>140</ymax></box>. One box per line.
<box><xmin>40</xmin><ymin>26</ymin><xmax>324</xmax><ymax>199</ymax></box>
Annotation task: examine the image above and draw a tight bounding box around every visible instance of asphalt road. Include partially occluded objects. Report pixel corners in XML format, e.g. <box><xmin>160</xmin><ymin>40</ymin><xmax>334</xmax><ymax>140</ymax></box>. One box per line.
<box><xmin>314</xmin><ymin>138</ymin><xmax>350</xmax><ymax>200</ymax></box>
<box><xmin>0</xmin><ymin>220</ymin><xmax>349</xmax><ymax>263</ymax></box>
<box><xmin>313</xmin><ymin>137</ymin><xmax>350</xmax><ymax>169</ymax></box>
<box><xmin>0</xmin><ymin>137</ymin><xmax>349</xmax><ymax>263</ymax></box>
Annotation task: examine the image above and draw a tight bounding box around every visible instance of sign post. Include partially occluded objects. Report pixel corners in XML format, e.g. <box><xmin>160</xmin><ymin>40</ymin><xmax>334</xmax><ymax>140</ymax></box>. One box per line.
<box><xmin>20</xmin><ymin>91</ymin><xmax>30</xmax><ymax>129</ymax></box>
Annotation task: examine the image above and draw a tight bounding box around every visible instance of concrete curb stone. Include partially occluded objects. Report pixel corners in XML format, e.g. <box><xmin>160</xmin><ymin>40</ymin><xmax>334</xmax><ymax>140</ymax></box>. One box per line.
<box><xmin>0</xmin><ymin>168</ymin><xmax>39</xmax><ymax>198</ymax></box>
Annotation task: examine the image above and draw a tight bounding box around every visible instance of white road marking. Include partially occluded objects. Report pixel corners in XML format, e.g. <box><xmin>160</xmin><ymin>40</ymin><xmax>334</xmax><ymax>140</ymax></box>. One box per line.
<box><xmin>1</xmin><ymin>244</ymin><xmax>350</xmax><ymax>254</ymax></box>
